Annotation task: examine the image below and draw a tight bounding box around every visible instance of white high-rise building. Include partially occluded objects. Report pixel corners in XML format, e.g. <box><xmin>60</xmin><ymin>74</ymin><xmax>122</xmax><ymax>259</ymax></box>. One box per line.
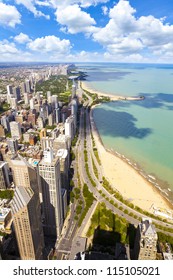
<box><xmin>25</xmin><ymin>80</ymin><xmax>31</xmax><ymax>93</ymax></box>
<box><xmin>71</xmin><ymin>84</ymin><xmax>76</xmax><ymax>98</ymax></box>
<box><xmin>51</xmin><ymin>95</ymin><xmax>58</xmax><ymax>108</ymax></box>
<box><xmin>37</xmin><ymin>117</ymin><xmax>44</xmax><ymax>129</ymax></box>
<box><xmin>7</xmin><ymin>85</ymin><xmax>13</xmax><ymax>104</ymax></box>
<box><xmin>1</xmin><ymin>116</ymin><xmax>10</xmax><ymax>132</ymax></box>
<box><xmin>39</xmin><ymin>149</ymin><xmax>63</xmax><ymax>238</ymax></box>
<box><xmin>24</xmin><ymin>92</ymin><xmax>29</xmax><ymax>105</ymax></box>
<box><xmin>10</xmin><ymin>97</ymin><xmax>17</xmax><ymax>109</ymax></box>
<box><xmin>71</xmin><ymin>99</ymin><xmax>78</xmax><ymax>132</ymax></box>
<box><xmin>65</xmin><ymin>116</ymin><xmax>75</xmax><ymax>140</ymax></box>
<box><xmin>10</xmin><ymin>121</ymin><xmax>22</xmax><ymax>139</ymax></box>
<box><xmin>7</xmin><ymin>85</ymin><xmax>13</xmax><ymax>96</ymax></box>
<box><xmin>47</xmin><ymin>91</ymin><xmax>51</xmax><ymax>104</ymax></box>
<box><xmin>54</xmin><ymin>108</ymin><xmax>60</xmax><ymax>123</ymax></box>
<box><xmin>48</xmin><ymin>113</ymin><xmax>54</xmax><ymax>126</ymax></box>
<box><xmin>30</xmin><ymin>98</ymin><xmax>35</xmax><ymax>110</ymax></box>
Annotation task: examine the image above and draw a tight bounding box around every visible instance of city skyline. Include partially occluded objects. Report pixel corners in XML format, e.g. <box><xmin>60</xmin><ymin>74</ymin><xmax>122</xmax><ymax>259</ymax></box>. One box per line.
<box><xmin>1</xmin><ymin>0</ymin><xmax>173</xmax><ymax>63</ymax></box>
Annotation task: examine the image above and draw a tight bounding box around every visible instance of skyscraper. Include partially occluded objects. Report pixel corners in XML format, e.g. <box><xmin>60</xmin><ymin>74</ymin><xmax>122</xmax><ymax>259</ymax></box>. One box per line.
<box><xmin>10</xmin><ymin>158</ymin><xmax>44</xmax><ymax>260</ymax></box>
<box><xmin>25</xmin><ymin>80</ymin><xmax>31</xmax><ymax>93</ymax></box>
<box><xmin>24</xmin><ymin>92</ymin><xmax>29</xmax><ymax>105</ymax></box>
<box><xmin>7</xmin><ymin>85</ymin><xmax>13</xmax><ymax>104</ymax></box>
<box><xmin>7</xmin><ymin>138</ymin><xmax>18</xmax><ymax>154</ymax></box>
<box><xmin>56</xmin><ymin>149</ymin><xmax>69</xmax><ymax>190</ymax></box>
<box><xmin>10</xmin><ymin>186</ymin><xmax>44</xmax><ymax>260</ymax></box>
<box><xmin>1</xmin><ymin>116</ymin><xmax>10</xmax><ymax>132</ymax></box>
<box><xmin>29</xmin><ymin>98</ymin><xmax>35</xmax><ymax>110</ymax></box>
<box><xmin>10</xmin><ymin>121</ymin><xmax>22</xmax><ymax>139</ymax></box>
<box><xmin>39</xmin><ymin>148</ymin><xmax>63</xmax><ymax>238</ymax></box>
<box><xmin>0</xmin><ymin>161</ymin><xmax>10</xmax><ymax>189</ymax></box>
<box><xmin>65</xmin><ymin>116</ymin><xmax>75</xmax><ymax>140</ymax></box>
<box><xmin>21</xmin><ymin>82</ymin><xmax>26</xmax><ymax>93</ymax></box>
<box><xmin>10</xmin><ymin>97</ymin><xmax>17</xmax><ymax>109</ymax></box>
<box><xmin>71</xmin><ymin>84</ymin><xmax>76</xmax><ymax>98</ymax></box>
<box><xmin>13</xmin><ymin>87</ymin><xmax>21</xmax><ymax>101</ymax></box>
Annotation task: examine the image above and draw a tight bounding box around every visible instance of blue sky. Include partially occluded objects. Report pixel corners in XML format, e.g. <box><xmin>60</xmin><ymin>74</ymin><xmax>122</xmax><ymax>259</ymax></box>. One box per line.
<box><xmin>0</xmin><ymin>0</ymin><xmax>173</xmax><ymax>63</ymax></box>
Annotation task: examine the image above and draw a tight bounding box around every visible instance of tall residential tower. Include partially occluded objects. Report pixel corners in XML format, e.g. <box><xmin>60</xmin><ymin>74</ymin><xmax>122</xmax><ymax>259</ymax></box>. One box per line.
<box><xmin>10</xmin><ymin>158</ymin><xmax>44</xmax><ymax>260</ymax></box>
<box><xmin>39</xmin><ymin>149</ymin><xmax>63</xmax><ymax>238</ymax></box>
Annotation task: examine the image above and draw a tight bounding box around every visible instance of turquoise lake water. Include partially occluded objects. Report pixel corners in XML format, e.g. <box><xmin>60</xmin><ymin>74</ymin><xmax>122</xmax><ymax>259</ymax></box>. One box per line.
<box><xmin>78</xmin><ymin>63</ymin><xmax>173</xmax><ymax>194</ymax></box>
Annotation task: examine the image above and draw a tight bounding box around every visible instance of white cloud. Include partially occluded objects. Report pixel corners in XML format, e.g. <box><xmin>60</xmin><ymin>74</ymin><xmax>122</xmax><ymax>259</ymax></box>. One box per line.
<box><xmin>0</xmin><ymin>42</ymin><xmax>34</xmax><ymax>62</ymax></box>
<box><xmin>55</xmin><ymin>4</ymin><xmax>97</xmax><ymax>34</ymax></box>
<box><xmin>48</xmin><ymin>0</ymin><xmax>109</xmax><ymax>8</ymax></box>
<box><xmin>27</xmin><ymin>35</ymin><xmax>72</xmax><ymax>54</ymax></box>
<box><xmin>102</xmin><ymin>6</ymin><xmax>108</xmax><ymax>15</ymax></box>
<box><xmin>107</xmin><ymin>37</ymin><xmax>143</xmax><ymax>55</ymax></box>
<box><xmin>35</xmin><ymin>1</ymin><xmax>50</xmax><ymax>7</ymax></box>
<box><xmin>0</xmin><ymin>40</ymin><xmax>19</xmax><ymax>55</ymax></box>
<box><xmin>75</xmin><ymin>0</ymin><xmax>109</xmax><ymax>8</ymax></box>
<box><xmin>63</xmin><ymin>50</ymin><xmax>105</xmax><ymax>62</ymax></box>
<box><xmin>0</xmin><ymin>3</ymin><xmax>21</xmax><ymax>27</ymax></box>
<box><xmin>14</xmin><ymin>33</ymin><xmax>31</xmax><ymax>44</ymax></box>
<box><xmin>15</xmin><ymin>0</ymin><xmax>50</xmax><ymax>19</ymax></box>
<box><xmin>93</xmin><ymin>0</ymin><xmax>173</xmax><ymax>60</ymax></box>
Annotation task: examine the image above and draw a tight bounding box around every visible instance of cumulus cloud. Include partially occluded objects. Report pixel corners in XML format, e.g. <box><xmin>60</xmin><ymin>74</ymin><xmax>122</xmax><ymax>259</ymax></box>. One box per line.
<box><xmin>74</xmin><ymin>0</ymin><xmax>109</xmax><ymax>8</ymax></box>
<box><xmin>55</xmin><ymin>4</ymin><xmax>97</xmax><ymax>34</ymax></box>
<box><xmin>35</xmin><ymin>1</ymin><xmax>51</xmax><ymax>7</ymax></box>
<box><xmin>102</xmin><ymin>6</ymin><xmax>109</xmax><ymax>15</ymax></box>
<box><xmin>27</xmin><ymin>35</ymin><xmax>72</xmax><ymax>54</ymax></box>
<box><xmin>93</xmin><ymin>0</ymin><xmax>173</xmax><ymax>60</ymax></box>
<box><xmin>0</xmin><ymin>2</ymin><xmax>21</xmax><ymax>27</ymax></box>
<box><xmin>0</xmin><ymin>40</ymin><xmax>35</xmax><ymax>61</ymax></box>
<box><xmin>0</xmin><ymin>40</ymin><xmax>19</xmax><ymax>55</ymax></box>
<box><xmin>48</xmin><ymin>0</ymin><xmax>109</xmax><ymax>8</ymax></box>
<box><xmin>15</xmin><ymin>0</ymin><xmax>50</xmax><ymax>19</ymax></box>
<box><xmin>103</xmin><ymin>51</ymin><xmax>146</xmax><ymax>63</ymax></box>
<box><xmin>14</xmin><ymin>33</ymin><xmax>31</xmax><ymax>44</ymax></box>
<box><xmin>63</xmin><ymin>50</ymin><xmax>105</xmax><ymax>62</ymax></box>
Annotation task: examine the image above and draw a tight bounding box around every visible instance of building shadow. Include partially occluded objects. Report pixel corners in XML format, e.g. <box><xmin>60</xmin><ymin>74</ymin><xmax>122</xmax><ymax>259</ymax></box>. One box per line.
<box><xmin>87</xmin><ymin>226</ymin><xmax>126</xmax><ymax>259</ymax></box>
<box><xmin>126</xmin><ymin>223</ymin><xmax>137</xmax><ymax>260</ymax></box>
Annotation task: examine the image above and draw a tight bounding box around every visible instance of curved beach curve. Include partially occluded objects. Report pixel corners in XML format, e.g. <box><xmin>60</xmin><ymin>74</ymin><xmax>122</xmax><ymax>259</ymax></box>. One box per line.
<box><xmin>86</xmin><ymin>88</ymin><xmax>173</xmax><ymax>217</ymax></box>
<box><xmin>81</xmin><ymin>81</ymin><xmax>145</xmax><ymax>101</ymax></box>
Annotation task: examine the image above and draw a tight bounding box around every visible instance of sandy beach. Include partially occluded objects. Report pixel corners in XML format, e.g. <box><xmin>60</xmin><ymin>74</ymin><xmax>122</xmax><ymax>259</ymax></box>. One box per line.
<box><xmin>81</xmin><ymin>81</ymin><xmax>144</xmax><ymax>101</ymax></box>
<box><xmin>90</xmin><ymin>107</ymin><xmax>173</xmax><ymax>216</ymax></box>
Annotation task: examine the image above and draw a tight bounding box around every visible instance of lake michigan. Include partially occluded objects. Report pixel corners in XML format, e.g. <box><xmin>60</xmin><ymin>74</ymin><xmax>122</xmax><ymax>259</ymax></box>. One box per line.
<box><xmin>78</xmin><ymin>63</ymin><xmax>173</xmax><ymax>196</ymax></box>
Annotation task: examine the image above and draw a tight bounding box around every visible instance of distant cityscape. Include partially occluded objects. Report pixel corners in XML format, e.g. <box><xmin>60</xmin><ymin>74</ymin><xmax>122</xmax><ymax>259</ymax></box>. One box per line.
<box><xmin>0</xmin><ymin>63</ymin><xmax>173</xmax><ymax>260</ymax></box>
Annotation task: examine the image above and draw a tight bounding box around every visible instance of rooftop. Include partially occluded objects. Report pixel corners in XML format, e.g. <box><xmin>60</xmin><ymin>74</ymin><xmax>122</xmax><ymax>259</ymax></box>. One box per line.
<box><xmin>140</xmin><ymin>218</ymin><xmax>157</xmax><ymax>236</ymax></box>
<box><xmin>56</xmin><ymin>149</ymin><xmax>68</xmax><ymax>159</ymax></box>
<box><xmin>0</xmin><ymin>208</ymin><xmax>11</xmax><ymax>221</ymax></box>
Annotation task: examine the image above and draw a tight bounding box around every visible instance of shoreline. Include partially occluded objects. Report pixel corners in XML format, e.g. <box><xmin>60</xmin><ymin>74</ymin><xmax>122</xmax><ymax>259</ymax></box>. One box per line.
<box><xmin>81</xmin><ymin>81</ymin><xmax>144</xmax><ymax>101</ymax></box>
<box><xmin>89</xmin><ymin>103</ymin><xmax>173</xmax><ymax>218</ymax></box>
